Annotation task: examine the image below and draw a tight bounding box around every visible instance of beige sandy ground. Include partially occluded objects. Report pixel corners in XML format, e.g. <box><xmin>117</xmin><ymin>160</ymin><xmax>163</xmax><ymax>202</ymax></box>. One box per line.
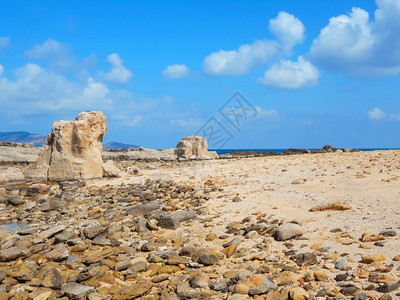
<box><xmin>87</xmin><ymin>150</ymin><xmax>400</xmax><ymax>267</ymax></box>
<box><xmin>92</xmin><ymin>151</ymin><xmax>400</xmax><ymax>262</ymax></box>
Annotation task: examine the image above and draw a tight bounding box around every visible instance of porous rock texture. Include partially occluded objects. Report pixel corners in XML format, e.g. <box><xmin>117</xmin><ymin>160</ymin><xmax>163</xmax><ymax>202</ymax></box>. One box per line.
<box><xmin>36</xmin><ymin>111</ymin><xmax>107</xmax><ymax>181</ymax></box>
<box><xmin>176</xmin><ymin>136</ymin><xmax>218</xmax><ymax>160</ymax></box>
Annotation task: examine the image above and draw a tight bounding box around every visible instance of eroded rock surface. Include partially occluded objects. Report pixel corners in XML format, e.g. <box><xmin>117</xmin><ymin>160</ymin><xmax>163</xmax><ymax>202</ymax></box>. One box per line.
<box><xmin>36</xmin><ymin>111</ymin><xmax>107</xmax><ymax>181</ymax></box>
<box><xmin>176</xmin><ymin>136</ymin><xmax>218</xmax><ymax>160</ymax></box>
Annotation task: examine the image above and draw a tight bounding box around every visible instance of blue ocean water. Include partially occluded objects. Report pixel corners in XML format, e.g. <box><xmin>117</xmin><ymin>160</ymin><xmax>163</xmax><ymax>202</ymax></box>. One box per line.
<box><xmin>212</xmin><ymin>148</ymin><xmax>400</xmax><ymax>155</ymax></box>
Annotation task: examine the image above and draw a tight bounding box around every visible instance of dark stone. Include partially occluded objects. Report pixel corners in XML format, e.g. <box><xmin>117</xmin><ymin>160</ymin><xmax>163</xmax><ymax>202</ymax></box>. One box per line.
<box><xmin>232</xmin><ymin>196</ymin><xmax>241</xmax><ymax>202</ymax></box>
<box><xmin>157</xmin><ymin>210</ymin><xmax>195</xmax><ymax>229</ymax></box>
<box><xmin>223</xmin><ymin>237</ymin><xmax>242</xmax><ymax>248</ymax></box>
<box><xmin>294</xmin><ymin>252</ymin><xmax>318</xmax><ymax>266</ymax></box>
<box><xmin>379</xmin><ymin>230</ymin><xmax>397</xmax><ymax>237</ymax></box>
<box><xmin>83</xmin><ymin>220</ymin><xmax>105</xmax><ymax>239</ymax></box>
<box><xmin>92</xmin><ymin>235</ymin><xmax>111</xmax><ymax>246</ymax></box>
<box><xmin>179</xmin><ymin>246</ymin><xmax>198</xmax><ymax>258</ymax></box>
<box><xmin>248</xmin><ymin>275</ymin><xmax>277</xmax><ymax>295</ymax></box>
<box><xmin>40</xmin><ymin>199</ymin><xmax>66</xmax><ymax>211</ymax></box>
<box><xmin>245</xmin><ymin>224</ymin><xmax>263</xmax><ymax>233</ymax></box>
<box><xmin>374</xmin><ymin>241</ymin><xmax>385</xmax><ymax>247</ymax></box>
<box><xmin>364</xmin><ymin>284</ymin><xmax>376</xmax><ymax>291</ymax></box>
<box><xmin>335</xmin><ymin>273</ymin><xmax>349</xmax><ymax>281</ymax></box>
<box><xmin>59</xmin><ymin>180</ymin><xmax>86</xmax><ymax>190</ymax></box>
<box><xmin>129</xmin><ymin>261</ymin><xmax>147</xmax><ymax>273</ymax></box>
<box><xmin>354</xmin><ymin>291</ymin><xmax>367</xmax><ymax>300</ymax></box>
<box><xmin>7</xmin><ymin>196</ymin><xmax>24</xmax><ymax>206</ymax></box>
<box><xmin>141</xmin><ymin>242</ymin><xmax>161</xmax><ymax>252</ymax></box>
<box><xmin>282</xmin><ymin>148</ymin><xmax>310</xmax><ymax>155</ymax></box>
<box><xmin>340</xmin><ymin>286</ymin><xmax>359</xmax><ymax>296</ymax></box>
<box><xmin>0</xmin><ymin>247</ymin><xmax>31</xmax><ymax>262</ymax></box>
<box><xmin>61</xmin><ymin>282</ymin><xmax>94</xmax><ymax>299</ymax></box>
<box><xmin>378</xmin><ymin>295</ymin><xmax>392</xmax><ymax>300</ymax></box>
<box><xmin>273</xmin><ymin>223</ymin><xmax>304</xmax><ymax>241</ymax></box>
<box><xmin>139</xmin><ymin>190</ymin><xmax>155</xmax><ymax>201</ymax></box>
<box><xmin>209</xmin><ymin>280</ymin><xmax>228</xmax><ymax>292</ymax></box>
<box><xmin>303</xmin><ymin>284</ymin><xmax>313</xmax><ymax>291</ymax></box>
<box><xmin>377</xmin><ymin>282</ymin><xmax>400</xmax><ymax>293</ymax></box>
<box><xmin>41</xmin><ymin>268</ymin><xmax>64</xmax><ymax>289</ymax></box>
<box><xmin>135</xmin><ymin>217</ymin><xmax>149</xmax><ymax>233</ymax></box>
<box><xmin>315</xmin><ymin>289</ymin><xmax>327</xmax><ymax>297</ymax></box>
<box><xmin>197</xmin><ymin>253</ymin><xmax>219</xmax><ymax>266</ymax></box>
<box><xmin>127</xmin><ymin>202</ymin><xmax>160</xmax><ymax>217</ymax></box>
<box><xmin>284</xmin><ymin>250</ymin><xmax>296</xmax><ymax>256</ymax></box>
<box><xmin>55</xmin><ymin>231</ymin><xmax>73</xmax><ymax>243</ymax></box>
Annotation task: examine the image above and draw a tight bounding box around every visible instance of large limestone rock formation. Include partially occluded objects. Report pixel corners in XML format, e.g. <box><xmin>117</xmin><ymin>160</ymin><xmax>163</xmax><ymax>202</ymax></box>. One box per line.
<box><xmin>176</xmin><ymin>136</ymin><xmax>218</xmax><ymax>160</ymax></box>
<box><xmin>36</xmin><ymin>111</ymin><xmax>107</xmax><ymax>181</ymax></box>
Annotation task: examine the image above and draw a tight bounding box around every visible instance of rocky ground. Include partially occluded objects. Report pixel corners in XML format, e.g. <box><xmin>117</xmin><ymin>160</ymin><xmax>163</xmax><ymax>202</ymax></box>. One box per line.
<box><xmin>0</xmin><ymin>150</ymin><xmax>400</xmax><ymax>299</ymax></box>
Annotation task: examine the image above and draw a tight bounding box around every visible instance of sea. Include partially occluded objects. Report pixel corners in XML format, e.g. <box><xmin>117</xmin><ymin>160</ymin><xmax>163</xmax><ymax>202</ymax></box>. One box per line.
<box><xmin>212</xmin><ymin>148</ymin><xmax>400</xmax><ymax>155</ymax></box>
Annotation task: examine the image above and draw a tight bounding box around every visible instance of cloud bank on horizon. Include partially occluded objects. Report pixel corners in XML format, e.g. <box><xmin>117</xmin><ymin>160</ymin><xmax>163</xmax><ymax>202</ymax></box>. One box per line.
<box><xmin>0</xmin><ymin>0</ymin><xmax>400</xmax><ymax>148</ymax></box>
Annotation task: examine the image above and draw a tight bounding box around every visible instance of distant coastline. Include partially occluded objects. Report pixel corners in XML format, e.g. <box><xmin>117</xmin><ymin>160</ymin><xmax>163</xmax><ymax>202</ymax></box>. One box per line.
<box><xmin>213</xmin><ymin>148</ymin><xmax>400</xmax><ymax>155</ymax></box>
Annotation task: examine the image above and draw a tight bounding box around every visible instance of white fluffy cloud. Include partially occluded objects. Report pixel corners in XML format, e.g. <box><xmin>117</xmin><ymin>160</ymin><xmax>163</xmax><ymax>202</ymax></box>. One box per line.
<box><xmin>25</xmin><ymin>38</ymin><xmax>68</xmax><ymax>59</ymax></box>
<box><xmin>24</xmin><ymin>39</ymin><xmax>79</xmax><ymax>72</ymax></box>
<box><xmin>310</xmin><ymin>0</ymin><xmax>400</xmax><ymax>76</ymax></box>
<box><xmin>390</xmin><ymin>114</ymin><xmax>400</xmax><ymax>121</ymax></box>
<box><xmin>268</xmin><ymin>11</ymin><xmax>305</xmax><ymax>53</ymax></box>
<box><xmin>368</xmin><ymin>107</ymin><xmax>386</xmax><ymax>120</ymax></box>
<box><xmin>99</xmin><ymin>53</ymin><xmax>132</xmax><ymax>84</ymax></box>
<box><xmin>0</xmin><ymin>63</ymin><xmax>112</xmax><ymax>115</ymax></box>
<box><xmin>0</xmin><ymin>40</ymin><xmax>188</xmax><ymax>131</ymax></box>
<box><xmin>0</xmin><ymin>37</ymin><xmax>10</xmax><ymax>52</ymax></box>
<box><xmin>0</xmin><ymin>65</ymin><xmax>3</xmax><ymax>76</ymax></box>
<box><xmin>114</xmin><ymin>114</ymin><xmax>143</xmax><ymax>127</ymax></box>
<box><xmin>203</xmin><ymin>40</ymin><xmax>278</xmax><ymax>76</ymax></box>
<box><xmin>258</xmin><ymin>56</ymin><xmax>319</xmax><ymax>89</ymax></box>
<box><xmin>368</xmin><ymin>107</ymin><xmax>400</xmax><ymax>122</ymax></box>
<box><xmin>162</xmin><ymin>64</ymin><xmax>190</xmax><ymax>79</ymax></box>
<box><xmin>203</xmin><ymin>12</ymin><xmax>305</xmax><ymax>76</ymax></box>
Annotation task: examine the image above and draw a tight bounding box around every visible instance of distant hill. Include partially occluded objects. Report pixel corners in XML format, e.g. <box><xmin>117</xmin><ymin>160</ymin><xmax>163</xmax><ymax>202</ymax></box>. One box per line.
<box><xmin>104</xmin><ymin>141</ymin><xmax>140</xmax><ymax>150</ymax></box>
<box><xmin>0</xmin><ymin>131</ymin><xmax>46</xmax><ymax>147</ymax></box>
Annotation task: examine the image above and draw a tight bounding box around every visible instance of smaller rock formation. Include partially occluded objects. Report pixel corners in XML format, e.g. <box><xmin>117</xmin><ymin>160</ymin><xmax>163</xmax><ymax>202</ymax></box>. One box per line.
<box><xmin>176</xmin><ymin>136</ymin><xmax>218</xmax><ymax>160</ymax></box>
<box><xmin>36</xmin><ymin>111</ymin><xmax>107</xmax><ymax>181</ymax></box>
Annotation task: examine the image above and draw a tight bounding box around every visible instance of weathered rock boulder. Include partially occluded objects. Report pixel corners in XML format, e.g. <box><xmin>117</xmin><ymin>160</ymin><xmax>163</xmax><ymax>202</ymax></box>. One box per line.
<box><xmin>36</xmin><ymin>111</ymin><xmax>107</xmax><ymax>181</ymax></box>
<box><xmin>176</xmin><ymin>136</ymin><xmax>218</xmax><ymax>160</ymax></box>
<box><xmin>102</xmin><ymin>160</ymin><xmax>125</xmax><ymax>178</ymax></box>
<box><xmin>0</xmin><ymin>167</ymin><xmax>25</xmax><ymax>184</ymax></box>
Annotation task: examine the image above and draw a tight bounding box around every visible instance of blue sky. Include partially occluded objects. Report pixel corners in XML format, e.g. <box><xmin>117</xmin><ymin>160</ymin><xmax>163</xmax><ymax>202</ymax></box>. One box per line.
<box><xmin>1</xmin><ymin>0</ymin><xmax>400</xmax><ymax>149</ymax></box>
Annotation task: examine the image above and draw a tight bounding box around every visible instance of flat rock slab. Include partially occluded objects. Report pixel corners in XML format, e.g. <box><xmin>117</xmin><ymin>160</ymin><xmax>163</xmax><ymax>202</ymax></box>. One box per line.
<box><xmin>32</xmin><ymin>225</ymin><xmax>66</xmax><ymax>244</ymax></box>
<box><xmin>0</xmin><ymin>247</ymin><xmax>31</xmax><ymax>262</ymax></box>
<box><xmin>61</xmin><ymin>282</ymin><xmax>94</xmax><ymax>299</ymax></box>
<box><xmin>273</xmin><ymin>223</ymin><xmax>304</xmax><ymax>241</ymax></box>
<box><xmin>157</xmin><ymin>210</ymin><xmax>195</xmax><ymax>229</ymax></box>
<box><xmin>127</xmin><ymin>202</ymin><xmax>161</xmax><ymax>216</ymax></box>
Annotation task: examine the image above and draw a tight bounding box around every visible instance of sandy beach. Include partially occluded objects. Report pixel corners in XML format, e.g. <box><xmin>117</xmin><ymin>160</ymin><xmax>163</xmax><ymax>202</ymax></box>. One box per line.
<box><xmin>1</xmin><ymin>150</ymin><xmax>400</xmax><ymax>299</ymax></box>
